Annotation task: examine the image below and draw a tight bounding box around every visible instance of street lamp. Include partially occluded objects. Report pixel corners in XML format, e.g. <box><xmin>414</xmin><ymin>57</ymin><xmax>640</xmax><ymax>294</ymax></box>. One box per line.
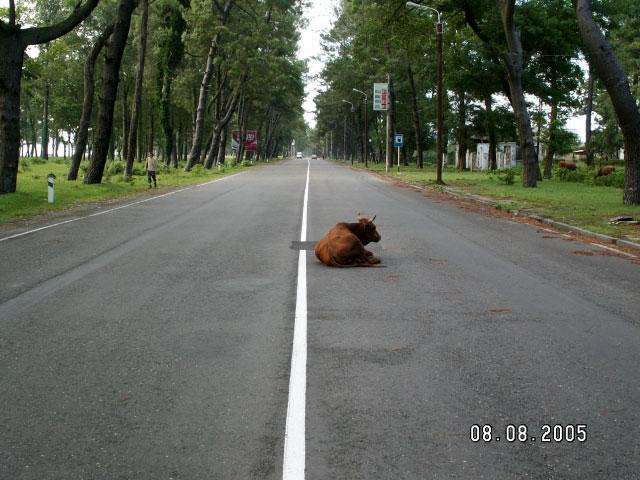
<box><xmin>353</xmin><ymin>88</ymin><xmax>369</xmax><ymax>168</ymax></box>
<box><xmin>406</xmin><ymin>1</ymin><xmax>445</xmax><ymax>185</ymax></box>
<box><xmin>342</xmin><ymin>100</ymin><xmax>355</xmax><ymax>165</ymax></box>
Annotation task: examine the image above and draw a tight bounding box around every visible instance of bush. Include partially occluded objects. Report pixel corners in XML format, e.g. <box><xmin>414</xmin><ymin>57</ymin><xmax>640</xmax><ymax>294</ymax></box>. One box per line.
<box><xmin>191</xmin><ymin>164</ymin><xmax>205</xmax><ymax>176</ymax></box>
<box><xmin>20</xmin><ymin>159</ymin><xmax>31</xmax><ymax>172</ymax></box>
<box><xmin>496</xmin><ymin>168</ymin><xmax>516</xmax><ymax>185</ymax></box>
<box><xmin>106</xmin><ymin>161</ymin><xmax>125</xmax><ymax>176</ymax></box>
<box><xmin>132</xmin><ymin>163</ymin><xmax>146</xmax><ymax>176</ymax></box>
<box><xmin>30</xmin><ymin>157</ymin><xmax>47</xmax><ymax>165</ymax></box>
<box><xmin>593</xmin><ymin>170</ymin><xmax>625</xmax><ymax>188</ymax></box>
<box><xmin>557</xmin><ymin>166</ymin><xmax>588</xmax><ymax>183</ymax></box>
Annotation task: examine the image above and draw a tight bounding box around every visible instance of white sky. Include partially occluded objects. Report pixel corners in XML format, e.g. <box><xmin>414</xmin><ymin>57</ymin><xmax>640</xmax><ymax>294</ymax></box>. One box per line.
<box><xmin>297</xmin><ymin>0</ymin><xmax>339</xmax><ymax>128</ymax></box>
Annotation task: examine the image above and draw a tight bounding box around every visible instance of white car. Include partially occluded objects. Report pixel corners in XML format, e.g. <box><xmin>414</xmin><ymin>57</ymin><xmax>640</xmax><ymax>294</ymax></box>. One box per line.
<box><xmin>311</xmin><ymin>154</ymin><xmax>317</xmax><ymax>160</ymax></box>
<box><xmin>296</xmin><ymin>152</ymin><xmax>303</xmax><ymax>158</ymax></box>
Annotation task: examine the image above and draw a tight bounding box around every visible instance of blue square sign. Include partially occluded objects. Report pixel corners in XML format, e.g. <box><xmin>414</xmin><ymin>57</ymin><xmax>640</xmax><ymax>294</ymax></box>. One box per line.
<box><xmin>394</xmin><ymin>133</ymin><xmax>404</xmax><ymax>148</ymax></box>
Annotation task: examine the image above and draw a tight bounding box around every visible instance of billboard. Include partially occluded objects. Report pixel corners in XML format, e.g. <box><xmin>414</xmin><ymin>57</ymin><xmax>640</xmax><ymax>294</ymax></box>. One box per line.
<box><xmin>232</xmin><ymin>130</ymin><xmax>258</xmax><ymax>152</ymax></box>
<box><xmin>373</xmin><ymin>83</ymin><xmax>389</xmax><ymax>111</ymax></box>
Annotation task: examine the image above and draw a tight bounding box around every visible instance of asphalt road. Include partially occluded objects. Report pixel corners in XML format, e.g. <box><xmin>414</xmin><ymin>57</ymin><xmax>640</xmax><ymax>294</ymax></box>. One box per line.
<box><xmin>1</xmin><ymin>157</ymin><xmax>639</xmax><ymax>479</ymax></box>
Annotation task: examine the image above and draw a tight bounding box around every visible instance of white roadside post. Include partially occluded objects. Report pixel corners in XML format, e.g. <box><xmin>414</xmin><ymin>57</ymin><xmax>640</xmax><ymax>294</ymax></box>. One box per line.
<box><xmin>47</xmin><ymin>173</ymin><xmax>56</xmax><ymax>203</ymax></box>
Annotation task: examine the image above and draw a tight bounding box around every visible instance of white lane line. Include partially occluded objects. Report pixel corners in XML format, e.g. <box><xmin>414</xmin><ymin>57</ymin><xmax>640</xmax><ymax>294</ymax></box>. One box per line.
<box><xmin>590</xmin><ymin>242</ymin><xmax>638</xmax><ymax>258</ymax></box>
<box><xmin>283</xmin><ymin>159</ymin><xmax>310</xmax><ymax>480</ymax></box>
<box><xmin>0</xmin><ymin>172</ymin><xmax>243</xmax><ymax>243</ymax></box>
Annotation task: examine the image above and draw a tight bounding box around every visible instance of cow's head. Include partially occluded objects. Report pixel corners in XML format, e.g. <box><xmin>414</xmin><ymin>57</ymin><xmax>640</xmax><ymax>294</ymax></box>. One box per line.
<box><xmin>358</xmin><ymin>215</ymin><xmax>381</xmax><ymax>244</ymax></box>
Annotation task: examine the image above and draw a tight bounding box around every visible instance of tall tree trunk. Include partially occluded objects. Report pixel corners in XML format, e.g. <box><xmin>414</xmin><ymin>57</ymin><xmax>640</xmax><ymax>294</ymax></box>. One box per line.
<box><xmin>125</xmin><ymin>0</ymin><xmax>148</xmax><ymax>176</ymax></box>
<box><xmin>160</xmin><ymin>73</ymin><xmax>173</xmax><ymax>164</ymax></box>
<box><xmin>205</xmin><ymin>90</ymin><xmax>240</xmax><ymax>169</ymax></box>
<box><xmin>407</xmin><ymin>64</ymin><xmax>423</xmax><ymax>169</ymax></box>
<box><xmin>121</xmin><ymin>82</ymin><xmax>129</xmax><ymax>160</ymax></box>
<box><xmin>584</xmin><ymin>65</ymin><xmax>594</xmax><ymax>166</ymax></box>
<box><xmin>498</xmin><ymin>0</ymin><xmax>537</xmax><ymax>187</ymax></box>
<box><xmin>455</xmin><ymin>90</ymin><xmax>467</xmax><ymax>170</ymax></box>
<box><xmin>577</xmin><ymin>0</ymin><xmax>640</xmax><ymax>204</ymax></box>
<box><xmin>84</xmin><ymin>0</ymin><xmax>137</xmax><ymax>184</ymax></box>
<box><xmin>185</xmin><ymin>0</ymin><xmax>233</xmax><ymax>170</ymax></box>
<box><xmin>485</xmin><ymin>94</ymin><xmax>497</xmax><ymax>171</ymax></box>
<box><xmin>41</xmin><ymin>82</ymin><xmax>50</xmax><ymax>160</ymax></box>
<box><xmin>68</xmin><ymin>23</ymin><xmax>113</xmax><ymax>180</ymax></box>
<box><xmin>543</xmin><ymin>101</ymin><xmax>558</xmax><ymax>179</ymax></box>
<box><xmin>217</xmin><ymin>128</ymin><xmax>228</xmax><ymax>165</ymax></box>
<box><xmin>0</xmin><ymin>36</ymin><xmax>24</xmax><ymax>193</ymax></box>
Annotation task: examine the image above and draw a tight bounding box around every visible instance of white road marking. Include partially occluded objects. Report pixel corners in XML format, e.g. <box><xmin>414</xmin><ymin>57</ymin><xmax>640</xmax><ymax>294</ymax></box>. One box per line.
<box><xmin>590</xmin><ymin>242</ymin><xmax>638</xmax><ymax>258</ymax></box>
<box><xmin>283</xmin><ymin>159</ymin><xmax>310</xmax><ymax>480</ymax></box>
<box><xmin>0</xmin><ymin>172</ymin><xmax>243</xmax><ymax>243</ymax></box>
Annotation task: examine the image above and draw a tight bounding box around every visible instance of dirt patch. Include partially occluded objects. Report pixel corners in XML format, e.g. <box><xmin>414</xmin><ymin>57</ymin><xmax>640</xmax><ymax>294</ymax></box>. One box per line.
<box><xmin>572</xmin><ymin>250</ymin><xmax>596</xmax><ymax>256</ymax></box>
<box><xmin>489</xmin><ymin>308</ymin><xmax>512</xmax><ymax>314</ymax></box>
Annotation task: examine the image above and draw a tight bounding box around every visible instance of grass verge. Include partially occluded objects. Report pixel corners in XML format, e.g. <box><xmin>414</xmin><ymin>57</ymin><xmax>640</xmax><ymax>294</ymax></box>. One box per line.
<box><xmin>339</xmin><ymin>160</ymin><xmax>640</xmax><ymax>242</ymax></box>
<box><xmin>0</xmin><ymin>157</ymin><xmax>277</xmax><ymax>223</ymax></box>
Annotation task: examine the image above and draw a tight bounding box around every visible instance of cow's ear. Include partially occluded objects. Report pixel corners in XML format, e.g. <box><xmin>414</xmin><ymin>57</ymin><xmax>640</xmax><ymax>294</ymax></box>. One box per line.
<box><xmin>359</xmin><ymin>218</ymin><xmax>368</xmax><ymax>224</ymax></box>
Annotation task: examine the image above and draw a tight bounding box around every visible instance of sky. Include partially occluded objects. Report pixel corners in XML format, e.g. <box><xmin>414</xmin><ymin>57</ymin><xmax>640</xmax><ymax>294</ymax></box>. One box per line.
<box><xmin>297</xmin><ymin>0</ymin><xmax>339</xmax><ymax>129</ymax></box>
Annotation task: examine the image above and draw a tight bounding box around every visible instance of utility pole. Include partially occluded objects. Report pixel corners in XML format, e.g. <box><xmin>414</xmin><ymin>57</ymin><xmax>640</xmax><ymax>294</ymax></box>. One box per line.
<box><xmin>344</xmin><ymin>117</ymin><xmax>348</xmax><ymax>163</ymax></box>
<box><xmin>353</xmin><ymin>88</ymin><xmax>368</xmax><ymax>167</ymax></box>
<box><xmin>386</xmin><ymin>73</ymin><xmax>392</xmax><ymax>173</ymax></box>
<box><xmin>330</xmin><ymin>130</ymin><xmax>333</xmax><ymax>160</ymax></box>
<box><xmin>342</xmin><ymin>99</ymin><xmax>355</xmax><ymax>166</ymax></box>
<box><xmin>406</xmin><ymin>2</ymin><xmax>445</xmax><ymax>184</ymax></box>
<box><xmin>435</xmin><ymin>19</ymin><xmax>444</xmax><ymax>184</ymax></box>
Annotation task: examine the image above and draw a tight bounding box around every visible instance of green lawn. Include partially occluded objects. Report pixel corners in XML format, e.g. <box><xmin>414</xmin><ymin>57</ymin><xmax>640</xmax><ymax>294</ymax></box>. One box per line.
<box><xmin>0</xmin><ymin>157</ymin><xmax>274</xmax><ymax>223</ymax></box>
<box><xmin>341</xmin><ymin>160</ymin><xmax>640</xmax><ymax>241</ymax></box>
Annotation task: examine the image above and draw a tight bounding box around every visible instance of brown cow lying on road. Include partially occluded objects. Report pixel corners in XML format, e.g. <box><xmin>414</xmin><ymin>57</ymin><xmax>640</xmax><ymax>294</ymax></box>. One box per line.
<box><xmin>315</xmin><ymin>216</ymin><xmax>382</xmax><ymax>267</ymax></box>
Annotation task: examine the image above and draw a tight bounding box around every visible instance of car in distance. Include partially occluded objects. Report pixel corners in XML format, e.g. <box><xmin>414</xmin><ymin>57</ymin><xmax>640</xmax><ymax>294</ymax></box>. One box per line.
<box><xmin>296</xmin><ymin>152</ymin><xmax>303</xmax><ymax>158</ymax></box>
<box><xmin>311</xmin><ymin>154</ymin><xmax>317</xmax><ymax>160</ymax></box>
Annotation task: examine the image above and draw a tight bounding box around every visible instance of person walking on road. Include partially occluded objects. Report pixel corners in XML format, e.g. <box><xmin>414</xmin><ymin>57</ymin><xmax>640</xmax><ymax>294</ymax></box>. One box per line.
<box><xmin>146</xmin><ymin>152</ymin><xmax>158</xmax><ymax>188</ymax></box>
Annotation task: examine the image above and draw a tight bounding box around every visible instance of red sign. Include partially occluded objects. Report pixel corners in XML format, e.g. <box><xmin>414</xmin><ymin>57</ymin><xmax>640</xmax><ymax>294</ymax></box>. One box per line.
<box><xmin>245</xmin><ymin>130</ymin><xmax>258</xmax><ymax>152</ymax></box>
<box><xmin>232</xmin><ymin>130</ymin><xmax>257</xmax><ymax>151</ymax></box>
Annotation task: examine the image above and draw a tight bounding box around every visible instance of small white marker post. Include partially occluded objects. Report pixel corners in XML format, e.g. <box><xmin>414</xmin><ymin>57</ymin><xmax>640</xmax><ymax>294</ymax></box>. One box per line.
<box><xmin>47</xmin><ymin>173</ymin><xmax>56</xmax><ymax>203</ymax></box>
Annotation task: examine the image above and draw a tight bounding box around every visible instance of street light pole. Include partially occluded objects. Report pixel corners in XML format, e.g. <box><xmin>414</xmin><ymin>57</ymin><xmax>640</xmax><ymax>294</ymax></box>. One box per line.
<box><xmin>342</xmin><ymin>99</ymin><xmax>355</xmax><ymax>165</ymax></box>
<box><xmin>353</xmin><ymin>88</ymin><xmax>368</xmax><ymax>168</ymax></box>
<box><xmin>406</xmin><ymin>2</ymin><xmax>445</xmax><ymax>184</ymax></box>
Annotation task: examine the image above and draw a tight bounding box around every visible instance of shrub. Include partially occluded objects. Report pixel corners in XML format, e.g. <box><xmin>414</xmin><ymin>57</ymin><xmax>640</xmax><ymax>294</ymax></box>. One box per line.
<box><xmin>191</xmin><ymin>164</ymin><xmax>205</xmax><ymax>176</ymax></box>
<box><xmin>20</xmin><ymin>159</ymin><xmax>31</xmax><ymax>172</ymax></box>
<box><xmin>132</xmin><ymin>163</ymin><xmax>146</xmax><ymax>176</ymax></box>
<box><xmin>557</xmin><ymin>166</ymin><xmax>588</xmax><ymax>183</ymax></box>
<box><xmin>496</xmin><ymin>168</ymin><xmax>516</xmax><ymax>185</ymax></box>
<box><xmin>106</xmin><ymin>161</ymin><xmax>125</xmax><ymax>176</ymax></box>
<box><xmin>593</xmin><ymin>170</ymin><xmax>625</xmax><ymax>188</ymax></box>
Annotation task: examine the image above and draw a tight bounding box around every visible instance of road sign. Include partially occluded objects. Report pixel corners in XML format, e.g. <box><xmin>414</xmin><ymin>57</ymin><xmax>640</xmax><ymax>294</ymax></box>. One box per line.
<box><xmin>245</xmin><ymin>130</ymin><xmax>258</xmax><ymax>152</ymax></box>
<box><xmin>373</xmin><ymin>83</ymin><xmax>389</xmax><ymax>111</ymax></box>
<box><xmin>232</xmin><ymin>130</ymin><xmax>258</xmax><ymax>151</ymax></box>
<box><xmin>394</xmin><ymin>133</ymin><xmax>404</xmax><ymax>148</ymax></box>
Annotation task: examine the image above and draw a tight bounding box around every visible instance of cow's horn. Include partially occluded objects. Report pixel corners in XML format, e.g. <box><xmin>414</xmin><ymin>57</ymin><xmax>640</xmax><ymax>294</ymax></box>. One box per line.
<box><xmin>370</xmin><ymin>215</ymin><xmax>376</xmax><ymax>222</ymax></box>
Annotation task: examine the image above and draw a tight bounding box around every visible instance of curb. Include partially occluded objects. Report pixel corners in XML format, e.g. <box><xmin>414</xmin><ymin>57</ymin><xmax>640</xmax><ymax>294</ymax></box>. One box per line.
<box><xmin>438</xmin><ymin>185</ymin><xmax>640</xmax><ymax>253</ymax></box>
<box><xmin>348</xmin><ymin>162</ymin><xmax>640</xmax><ymax>255</ymax></box>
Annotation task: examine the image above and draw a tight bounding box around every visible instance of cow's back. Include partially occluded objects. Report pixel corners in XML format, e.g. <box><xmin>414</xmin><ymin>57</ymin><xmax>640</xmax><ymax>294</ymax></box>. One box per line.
<box><xmin>315</xmin><ymin>223</ymin><xmax>361</xmax><ymax>267</ymax></box>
